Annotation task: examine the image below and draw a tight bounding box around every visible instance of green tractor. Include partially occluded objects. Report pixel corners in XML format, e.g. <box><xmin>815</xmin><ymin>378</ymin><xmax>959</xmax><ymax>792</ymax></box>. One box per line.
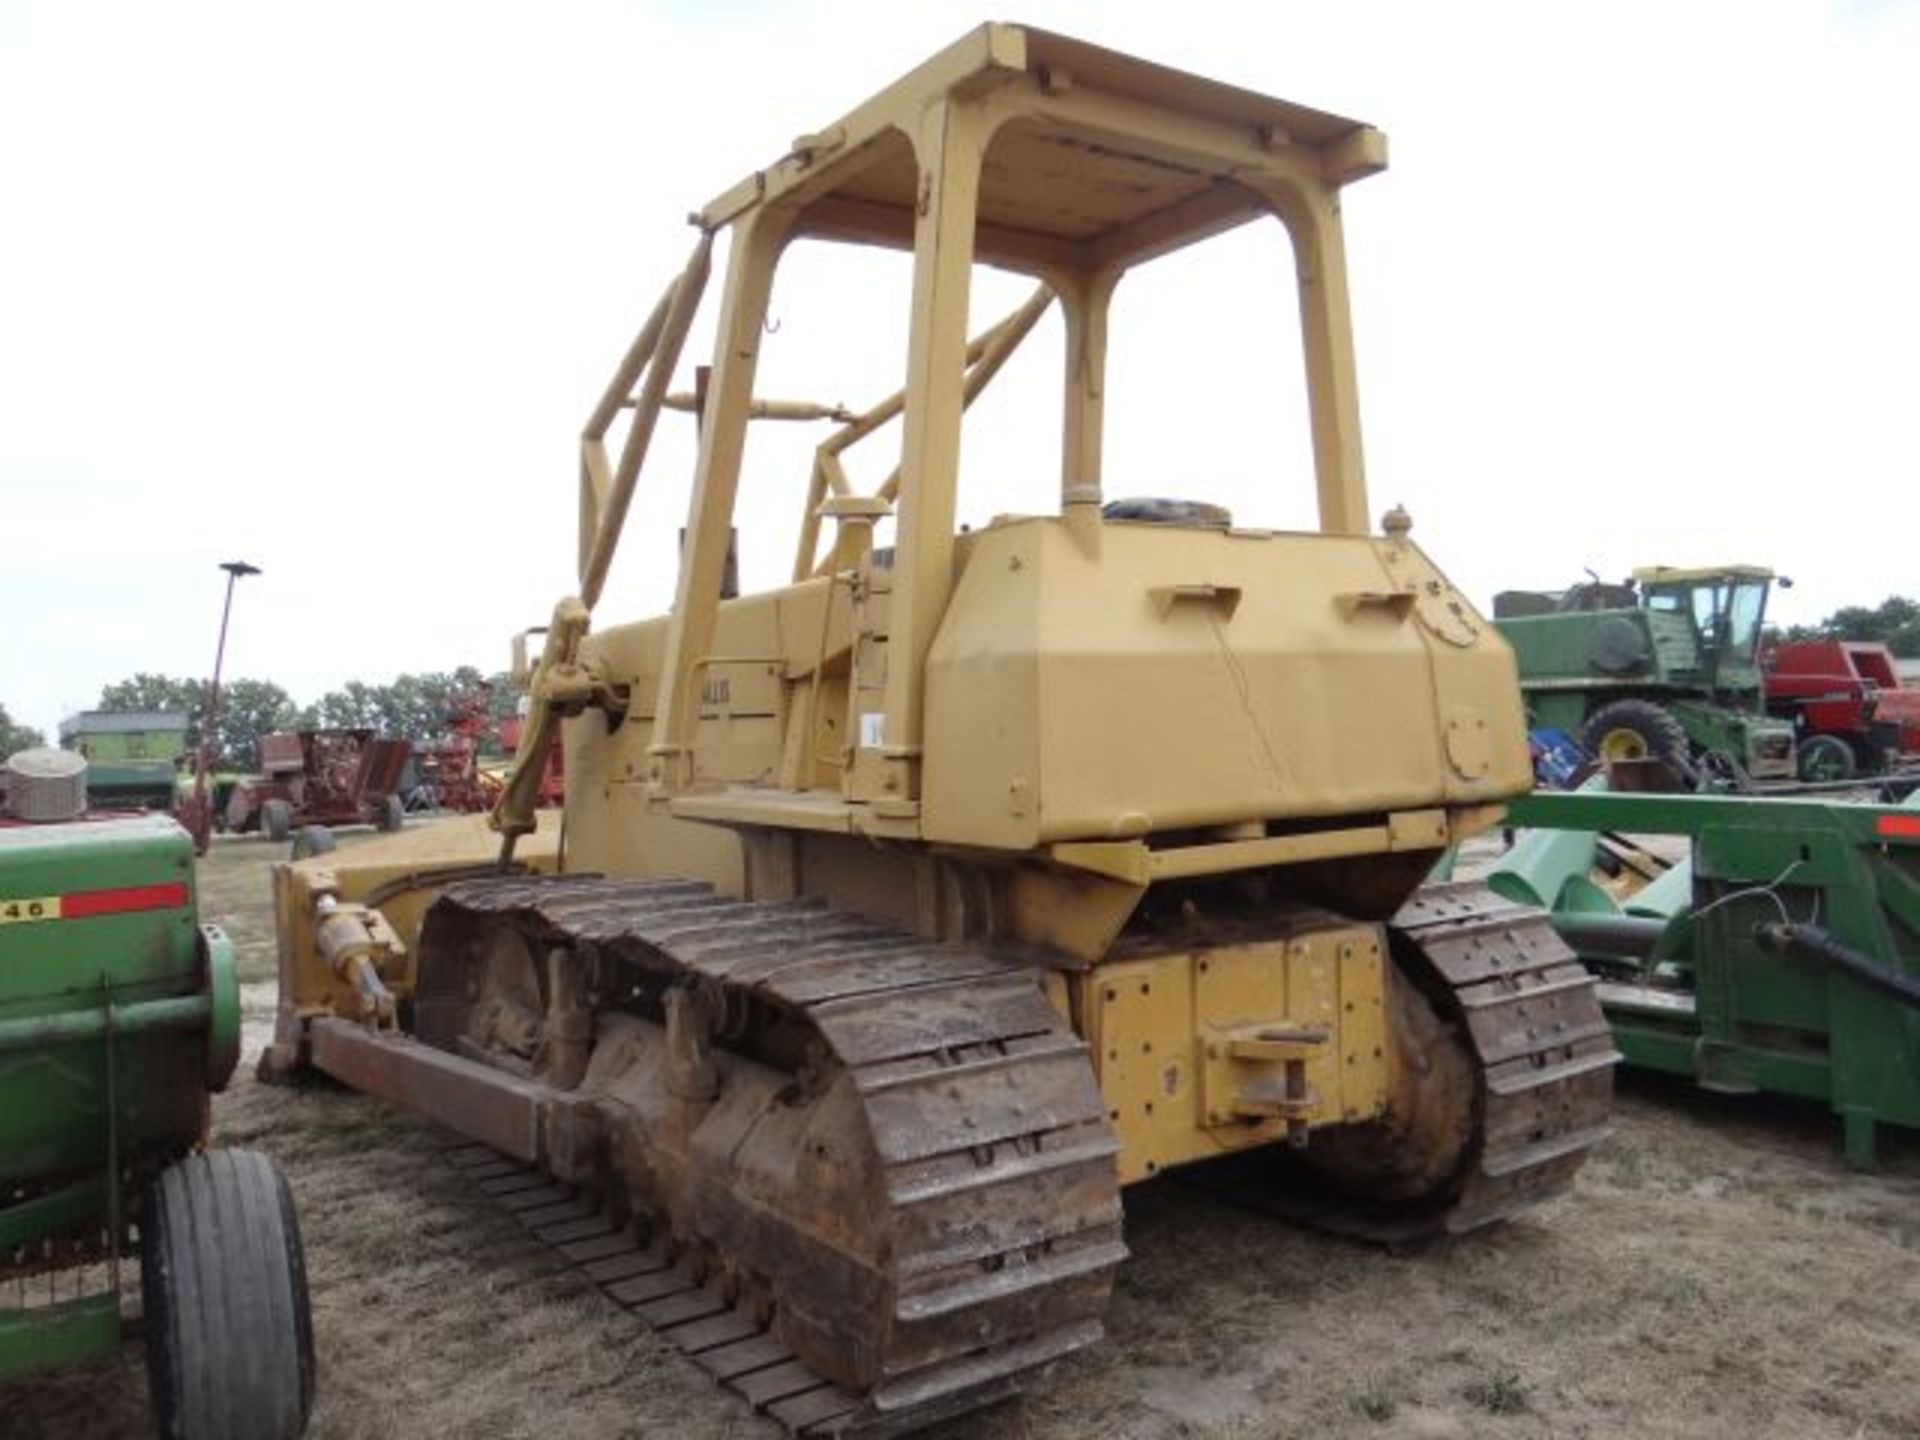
<box><xmin>1494</xmin><ymin>564</ymin><xmax>1797</xmax><ymax>785</ymax></box>
<box><xmin>0</xmin><ymin>752</ymin><xmax>313</xmax><ymax>1438</ymax></box>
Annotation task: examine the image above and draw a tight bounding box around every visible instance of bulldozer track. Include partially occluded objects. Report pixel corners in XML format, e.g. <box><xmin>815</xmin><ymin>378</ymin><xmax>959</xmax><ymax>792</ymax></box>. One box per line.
<box><xmin>422</xmin><ymin>876</ymin><xmax>1127</xmax><ymax>1438</ymax></box>
<box><xmin>1394</xmin><ymin>880</ymin><xmax>1619</xmax><ymax>1235</ymax></box>
<box><xmin>1183</xmin><ymin>881</ymin><xmax>1618</xmax><ymax>1243</ymax></box>
<box><xmin>417</xmin><ymin>877</ymin><xmax>1610</xmax><ymax>1432</ymax></box>
<box><xmin>435</xmin><ymin>1139</ymin><xmax>1102</xmax><ymax>1437</ymax></box>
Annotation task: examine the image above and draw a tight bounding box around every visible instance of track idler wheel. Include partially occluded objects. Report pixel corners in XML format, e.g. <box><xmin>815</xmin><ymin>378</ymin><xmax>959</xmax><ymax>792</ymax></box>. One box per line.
<box><xmin>1278</xmin><ymin>884</ymin><xmax>1616</xmax><ymax>1238</ymax></box>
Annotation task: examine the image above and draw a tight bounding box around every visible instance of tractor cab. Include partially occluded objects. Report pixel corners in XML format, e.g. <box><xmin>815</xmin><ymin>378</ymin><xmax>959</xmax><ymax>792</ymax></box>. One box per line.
<box><xmin>1633</xmin><ymin>565</ymin><xmax>1778</xmax><ymax>699</ymax></box>
<box><xmin>1496</xmin><ymin>562</ymin><xmax>1796</xmax><ymax>783</ymax></box>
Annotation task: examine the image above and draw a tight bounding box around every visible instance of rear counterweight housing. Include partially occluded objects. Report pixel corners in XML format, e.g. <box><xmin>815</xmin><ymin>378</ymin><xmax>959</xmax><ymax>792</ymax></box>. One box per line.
<box><xmin>922</xmin><ymin>519</ymin><xmax>1529</xmax><ymax>849</ymax></box>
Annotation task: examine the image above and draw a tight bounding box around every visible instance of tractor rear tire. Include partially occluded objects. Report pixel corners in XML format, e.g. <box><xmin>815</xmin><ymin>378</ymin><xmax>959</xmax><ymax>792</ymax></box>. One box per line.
<box><xmin>377</xmin><ymin>792</ymin><xmax>405</xmax><ymax>833</ymax></box>
<box><xmin>1797</xmin><ymin>733</ymin><xmax>1856</xmax><ymax>783</ymax></box>
<box><xmin>262</xmin><ymin>800</ymin><xmax>293</xmax><ymax>844</ymax></box>
<box><xmin>141</xmin><ymin>1149</ymin><xmax>315</xmax><ymax>1440</ymax></box>
<box><xmin>1580</xmin><ymin>699</ymin><xmax>1689</xmax><ymax>769</ymax></box>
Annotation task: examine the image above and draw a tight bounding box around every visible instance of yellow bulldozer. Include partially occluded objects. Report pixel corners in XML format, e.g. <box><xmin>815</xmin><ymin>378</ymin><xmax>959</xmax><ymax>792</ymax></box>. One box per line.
<box><xmin>264</xmin><ymin>25</ymin><xmax>1615</xmax><ymax>1435</ymax></box>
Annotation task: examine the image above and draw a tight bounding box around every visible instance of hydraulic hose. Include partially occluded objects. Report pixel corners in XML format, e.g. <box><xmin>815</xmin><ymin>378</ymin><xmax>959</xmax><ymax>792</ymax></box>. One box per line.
<box><xmin>1754</xmin><ymin>922</ymin><xmax>1920</xmax><ymax>1009</ymax></box>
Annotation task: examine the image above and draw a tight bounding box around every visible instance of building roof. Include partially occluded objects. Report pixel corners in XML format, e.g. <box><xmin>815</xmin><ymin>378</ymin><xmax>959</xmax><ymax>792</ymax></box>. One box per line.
<box><xmin>58</xmin><ymin>710</ymin><xmax>192</xmax><ymax>739</ymax></box>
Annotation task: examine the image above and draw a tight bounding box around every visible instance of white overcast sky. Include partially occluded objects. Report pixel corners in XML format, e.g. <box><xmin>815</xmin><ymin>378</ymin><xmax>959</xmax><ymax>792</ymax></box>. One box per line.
<box><xmin>3</xmin><ymin>0</ymin><xmax>1916</xmax><ymax>739</ymax></box>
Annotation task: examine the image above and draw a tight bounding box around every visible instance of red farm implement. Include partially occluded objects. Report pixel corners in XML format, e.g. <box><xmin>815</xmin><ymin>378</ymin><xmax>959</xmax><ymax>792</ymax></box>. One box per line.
<box><xmin>404</xmin><ymin>689</ymin><xmax>502</xmax><ymax>815</ymax></box>
<box><xmin>226</xmin><ymin>729</ymin><xmax>411</xmax><ymax>840</ymax></box>
<box><xmin>1766</xmin><ymin>640</ymin><xmax>1920</xmax><ymax>780</ymax></box>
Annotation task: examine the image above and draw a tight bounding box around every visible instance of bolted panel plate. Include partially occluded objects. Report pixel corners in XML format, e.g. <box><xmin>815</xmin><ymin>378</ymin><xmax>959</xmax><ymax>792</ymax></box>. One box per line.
<box><xmin>1086</xmin><ymin>921</ymin><xmax>1390</xmax><ymax>1184</ymax></box>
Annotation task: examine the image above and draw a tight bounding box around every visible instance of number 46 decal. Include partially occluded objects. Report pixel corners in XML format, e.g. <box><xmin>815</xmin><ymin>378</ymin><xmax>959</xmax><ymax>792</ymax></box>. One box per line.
<box><xmin>0</xmin><ymin>883</ymin><xmax>188</xmax><ymax>925</ymax></box>
<box><xmin>0</xmin><ymin>896</ymin><xmax>61</xmax><ymax>925</ymax></box>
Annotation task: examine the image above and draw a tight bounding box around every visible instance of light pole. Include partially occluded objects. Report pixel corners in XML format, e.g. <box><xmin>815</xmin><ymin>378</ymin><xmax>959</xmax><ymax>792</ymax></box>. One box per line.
<box><xmin>186</xmin><ymin>560</ymin><xmax>260</xmax><ymax>852</ymax></box>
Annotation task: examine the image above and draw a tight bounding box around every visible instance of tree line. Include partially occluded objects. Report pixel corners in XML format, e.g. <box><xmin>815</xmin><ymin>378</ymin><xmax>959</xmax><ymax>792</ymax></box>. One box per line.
<box><xmin>0</xmin><ymin>703</ymin><xmax>41</xmax><ymax>760</ymax></box>
<box><xmin>1770</xmin><ymin>594</ymin><xmax>1920</xmax><ymax>658</ymax></box>
<box><xmin>28</xmin><ymin>668</ymin><xmax>522</xmax><ymax>772</ymax></box>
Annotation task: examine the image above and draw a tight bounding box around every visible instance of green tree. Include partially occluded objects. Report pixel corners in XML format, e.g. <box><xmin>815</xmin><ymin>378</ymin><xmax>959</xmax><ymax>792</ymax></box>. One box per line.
<box><xmin>306</xmin><ymin>667</ymin><xmax>498</xmax><ymax>744</ymax></box>
<box><xmin>97</xmin><ymin>673</ymin><xmax>294</xmax><ymax>771</ymax></box>
<box><xmin>99</xmin><ymin>673</ymin><xmax>204</xmax><ymax>717</ymax></box>
<box><xmin>0</xmin><ymin>702</ymin><xmax>45</xmax><ymax>759</ymax></box>
<box><xmin>397</xmin><ymin>667</ymin><xmax>494</xmax><ymax>742</ymax></box>
<box><xmin>1776</xmin><ymin>596</ymin><xmax>1920</xmax><ymax>657</ymax></box>
<box><xmin>215</xmin><ymin>679</ymin><xmax>299</xmax><ymax>771</ymax></box>
<box><xmin>308</xmin><ymin>680</ymin><xmax>387</xmax><ymax>731</ymax></box>
<box><xmin>381</xmin><ymin>673</ymin><xmax>441</xmax><ymax>739</ymax></box>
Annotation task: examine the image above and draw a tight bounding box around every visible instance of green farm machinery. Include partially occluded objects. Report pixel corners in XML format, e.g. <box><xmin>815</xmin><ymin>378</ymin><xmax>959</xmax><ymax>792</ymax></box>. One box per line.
<box><xmin>1492</xmin><ymin>785</ymin><xmax>1920</xmax><ymax>1167</ymax></box>
<box><xmin>1494</xmin><ymin>565</ymin><xmax>1797</xmax><ymax>786</ymax></box>
<box><xmin>0</xmin><ymin>798</ymin><xmax>313</xmax><ymax>1438</ymax></box>
<box><xmin>57</xmin><ymin>711</ymin><xmax>190</xmax><ymax>814</ymax></box>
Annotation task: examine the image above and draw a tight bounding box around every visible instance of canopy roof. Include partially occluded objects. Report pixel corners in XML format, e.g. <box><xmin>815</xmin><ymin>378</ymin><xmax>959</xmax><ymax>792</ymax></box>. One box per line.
<box><xmin>1633</xmin><ymin>565</ymin><xmax>1776</xmax><ymax>585</ymax></box>
<box><xmin>697</xmin><ymin>23</ymin><xmax>1385</xmax><ymax>274</ymax></box>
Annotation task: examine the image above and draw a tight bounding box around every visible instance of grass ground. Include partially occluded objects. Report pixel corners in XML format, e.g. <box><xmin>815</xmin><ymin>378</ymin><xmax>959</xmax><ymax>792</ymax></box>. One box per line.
<box><xmin>5</xmin><ymin>832</ymin><xmax>1918</xmax><ymax>1438</ymax></box>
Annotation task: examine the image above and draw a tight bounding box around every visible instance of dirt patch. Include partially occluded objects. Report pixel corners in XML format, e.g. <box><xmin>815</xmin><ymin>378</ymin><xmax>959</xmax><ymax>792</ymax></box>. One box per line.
<box><xmin>993</xmin><ymin>1089</ymin><xmax>1920</xmax><ymax>1440</ymax></box>
<box><xmin>6</xmin><ymin>835</ymin><xmax>1919</xmax><ymax>1438</ymax></box>
<box><xmin>193</xmin><ymin>830</ymin><xmax>290</xmax><ymax>985</ymax></box>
